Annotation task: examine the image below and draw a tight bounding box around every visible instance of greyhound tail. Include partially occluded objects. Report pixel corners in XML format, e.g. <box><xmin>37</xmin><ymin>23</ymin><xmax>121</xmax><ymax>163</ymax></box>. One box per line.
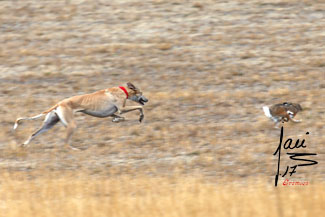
<box><xmin>42</xmin><ymin>104</ymin><xmax>59</xmax><ymax>115</ymax></box>
<box><xmin>13</xmin><ymin>113</ymin><xmax>45</xmax><ymax>130</ymax></box>
<box><xmin>13</xmin><ymin>104</ymin><xmax>58</xmax><ymax>130</ymax></box>
<box><xmin>263</xmin><ymin>106</ymin><xmax>272</xmax><ymax>119</ymax></box>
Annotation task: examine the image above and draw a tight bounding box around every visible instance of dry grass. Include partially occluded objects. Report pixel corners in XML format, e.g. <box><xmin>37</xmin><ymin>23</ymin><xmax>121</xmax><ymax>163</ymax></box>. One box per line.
<box><xmin>0</xmin><ymin>172</ymin><xmax>324</xmax><ymax>217</ymax></box>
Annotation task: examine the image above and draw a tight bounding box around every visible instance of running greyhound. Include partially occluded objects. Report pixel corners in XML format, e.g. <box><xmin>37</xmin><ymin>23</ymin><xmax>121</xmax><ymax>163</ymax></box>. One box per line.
<box><xmin>13</xmin><ymin>82</ymin><xmax>148</xmax><ymax>148</ymax></box>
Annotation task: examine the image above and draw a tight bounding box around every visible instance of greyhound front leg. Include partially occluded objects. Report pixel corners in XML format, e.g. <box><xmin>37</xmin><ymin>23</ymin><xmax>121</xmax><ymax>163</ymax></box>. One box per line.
<box><xmin>120</xmin><ymin>106</ymin><xmax>144</xmax><ymax>122</ymax></box>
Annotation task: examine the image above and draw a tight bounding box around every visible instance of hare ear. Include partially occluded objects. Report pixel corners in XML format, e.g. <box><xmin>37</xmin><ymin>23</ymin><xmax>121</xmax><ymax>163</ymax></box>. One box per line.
<box><xmin>297</xmin><ymin>104</ymin><xmax>303</xmax><ymax>111</ymax></box>
<box><xmin>127</xmin><ymin>82</ymin><xmax>136</xmax><ymax>90</ymax></box>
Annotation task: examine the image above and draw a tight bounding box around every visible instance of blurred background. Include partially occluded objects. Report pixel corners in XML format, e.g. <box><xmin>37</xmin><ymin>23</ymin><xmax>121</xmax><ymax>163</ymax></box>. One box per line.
<box><xmin>0</xmin><ymin>0</ymin><xmax>324</xmax><ymax>216</ymax></box>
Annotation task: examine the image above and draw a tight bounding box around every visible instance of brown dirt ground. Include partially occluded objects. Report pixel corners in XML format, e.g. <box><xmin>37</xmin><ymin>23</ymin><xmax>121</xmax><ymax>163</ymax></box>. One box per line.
<box><xmin>0</xmin><ymin>0</ymin><xmax>324</xmax><ymax>183</ymax></box>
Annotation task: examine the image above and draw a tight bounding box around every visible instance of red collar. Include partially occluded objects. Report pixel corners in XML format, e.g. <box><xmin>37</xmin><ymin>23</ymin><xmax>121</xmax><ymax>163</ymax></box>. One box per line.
<box><xmin>119</xmin><ymin>86</ymin><xmax>129</xmax><ymax>98</ymax></box>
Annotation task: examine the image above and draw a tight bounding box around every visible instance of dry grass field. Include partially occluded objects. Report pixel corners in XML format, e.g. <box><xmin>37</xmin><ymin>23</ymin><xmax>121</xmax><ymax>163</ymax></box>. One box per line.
<box><xmin>0</xmin><ymin>0</ymin><xmax>324</xmax><ymax>216</ymax></box>
<box><xmin>0</xmin><ymin>173</ymin><xmax>324</xmax><ymax>217</ymax></box>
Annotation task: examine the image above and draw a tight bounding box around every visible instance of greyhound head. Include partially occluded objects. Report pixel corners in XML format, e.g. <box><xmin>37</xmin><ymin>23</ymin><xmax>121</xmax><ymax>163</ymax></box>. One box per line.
<box><xmin>126</xmin><ymin>82</ymin><xmax>149</xmax><ymax>105</ymax></box>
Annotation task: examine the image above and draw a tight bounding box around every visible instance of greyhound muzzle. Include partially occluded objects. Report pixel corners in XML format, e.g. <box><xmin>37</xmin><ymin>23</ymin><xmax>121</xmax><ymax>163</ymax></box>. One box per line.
<box><xmin>139</xmin><ymin>96</ymin><xmax>148</xmax><ymax>105</ymax></box>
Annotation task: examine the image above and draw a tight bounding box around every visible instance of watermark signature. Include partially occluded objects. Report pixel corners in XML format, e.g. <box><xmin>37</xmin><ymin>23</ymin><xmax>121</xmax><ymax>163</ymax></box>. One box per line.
<box><xmin>282</xmin><ymin>179</ymin><xmax>309</xmax><ymax>186</ymax></box>
<box><xmin>274</xmin><ymin>126</ymin><xmax>318</xmax><ymax>187</ymax></box>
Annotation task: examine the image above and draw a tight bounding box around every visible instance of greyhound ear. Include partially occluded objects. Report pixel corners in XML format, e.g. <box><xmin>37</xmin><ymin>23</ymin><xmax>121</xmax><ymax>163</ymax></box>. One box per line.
<box><xmin>127</xmin><ymin>82</ymin><xmax>136</xmax><ymax>90</ymax></box>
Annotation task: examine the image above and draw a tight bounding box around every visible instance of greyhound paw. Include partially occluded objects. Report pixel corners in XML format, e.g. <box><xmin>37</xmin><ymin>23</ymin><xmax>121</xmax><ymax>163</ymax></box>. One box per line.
<box><xmin>139</xmin><ymin>115</ymin><xmax>144</xmax><ymax>123</ymax></box>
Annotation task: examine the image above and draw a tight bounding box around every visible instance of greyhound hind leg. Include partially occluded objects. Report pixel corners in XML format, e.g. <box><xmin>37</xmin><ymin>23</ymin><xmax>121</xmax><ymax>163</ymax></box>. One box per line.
<box><xmin>55</xmin><ymin>106</ymin><xmax>78</xmax><ymax>149</ymax></box>
<box><xmin>112</xmin><ymin>114</ymin><xmax>125</xmax><ymax>123</ymax></box>
<box><xmin>22</xmin><ymin>112</ymin><xmax>59</xmax><ymax>146</ymax></box>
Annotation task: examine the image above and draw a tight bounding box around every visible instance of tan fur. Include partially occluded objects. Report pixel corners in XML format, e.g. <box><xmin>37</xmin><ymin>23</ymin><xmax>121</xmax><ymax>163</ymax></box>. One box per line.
<box><xmin>13</xmin><ymin>82</ymin><xmax>147</xmax><ymax>149</ymax></box>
